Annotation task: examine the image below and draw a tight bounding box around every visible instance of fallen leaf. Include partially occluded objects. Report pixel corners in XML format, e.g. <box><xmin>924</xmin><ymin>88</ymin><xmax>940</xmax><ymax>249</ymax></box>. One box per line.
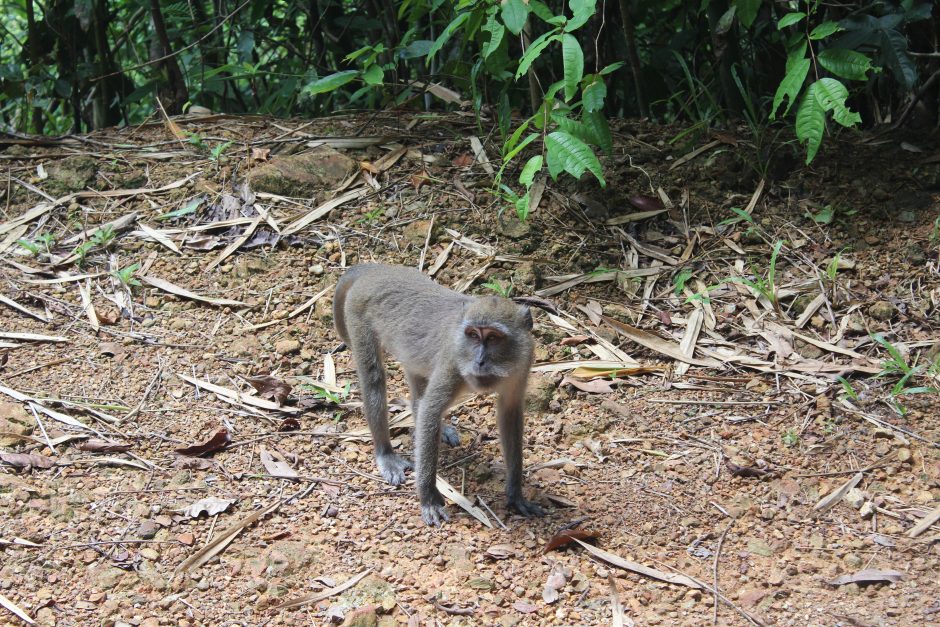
<box><xmin>542</xmin><ymin>566</ymin><xmax>569</xmax><ymax>603</ymax></box>
<box><xmin>174</xmin><ymin>427</ymin><xmax>230</xmax><ymax>457</ymax></box>
<box><xmin>436</xmin><ymin>475</ymin><xmax>492</xmax><ymax>528</ymax></box>
<box><xmin>250</xmin><ymin>147</ymin><xmax>270</xmax><ymax>162</ymax></box>
<box><xmin>572</xmin><ymin>538</ymin><xmax>703</xmax><ymax>589</ymax></box>
<box><xmin>485</xmin><ymin>544</ymin><xmax>515</xmax><ymax>560</ymax></box>
<box><xmin>0</xmin><ymin>592</ymin><xmax>35</xmax><ymax>625</ymax></box>
<box><xmin>260</xmin><ymin>447</ymin><xmax>299</xmax><ymax>480</ymax></box>
<box><xmin>0</xmin><ymin>451</ymin><xmax>54</xmax><ymax>469</ymax></box>
<box><xmin>452</xmin><ymin>153</ymin><xmax>475</xmax><ymax>168</ymax></box>
<box><xmin>828</xmin><ymin>569</ymin><xmax>903</xmax><ymax>586</ymax></box>
<box><xmin>410</xmin><ymin>168</ymin><xmax>431</xmax><ymax>191</ymax></box>
<box><xmin>560</xmin><ymin>335</ymin><xmax>591</xmax><ymax>347</ymax></box>
<box><xmin>561</xmin><ymin>375</ymin><xmax>615</xmax><ymax>394</ymax></box>
<box><xmin>543</xmin><ymin>528</ymin><xmax>600</xmax><ymax>553</ymax></box>
<box><xmin>512</xmin><ymin>600</ymin><xmax>538</xmax><ymax>614</ymax></box>
<box><xmin>175</xmin><ymin>498</ymin><xmax>281</xmax><ymax>573</ymax></box>
<box><xmin>245</xmin><ymin>374</ymin><xmax>292</xmax><ymax>406</ymax></box>
<box><xmin>141</xmin><ymin>275</ymin><xmax>245</xmax><ymax>307</ymax></box>
<box><xmin>177</xmin><ymin>497</ymin><xmax>236</xmax><ymax>518</ymax></box>
<box><xmin>279</xmin><ymin>417</ymin><xmax>301</xmax><ymax>432</ymax></box>
<box><xmin>628</xmin><ymin>194</ymin><xmax>665</xmax><ymax>212</ymax></box>
<box><xmin>274</xmin><ymin>569</ymin><xmax>371</xmax><ymax>610</ymax></box>
<box><xmin>77</xmin><ymin>439</ymin><xmax>132</xmax><ymax>453</ymax></box>
<box><xmin>359</xmin><ymin>160</ymin><xmax>380</xmax><ymax>174</ymax></box>
<box><xmin>725</xmin><ymin>460</ymin><xmax>773</xmax><ymax>479</ymax></box>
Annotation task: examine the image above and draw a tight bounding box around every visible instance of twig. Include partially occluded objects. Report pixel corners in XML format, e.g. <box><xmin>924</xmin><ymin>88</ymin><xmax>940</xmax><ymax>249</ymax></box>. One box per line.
<box><xmin>713</xmin><ymin>522</ymin><xmax>733</xmax><ymax>625</ymax></box>
<box><xmin>477</xmin><ymin>497</ymin><xmax>508</xmax><ymax>530</ymax></box>
<box><xmin>123</xmin><ymin>365</ymin><xmax>163</xmax><ymax>423</ymax></box>
<box><xmin>27</xmin><ymin>402</ymin><xmax>55</xmax><ymax>454</ymax></box>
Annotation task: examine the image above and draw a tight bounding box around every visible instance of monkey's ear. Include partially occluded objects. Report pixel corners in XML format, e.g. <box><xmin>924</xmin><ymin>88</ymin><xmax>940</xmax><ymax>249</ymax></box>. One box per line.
<box><xmin>522</xmin><ymin>306</ymin><xmax>533</xmax><ymax>330</ymax></box>
<box><xmin>512</xmin><ymin>295</ymin><xmax>559</xmax><ymax>316</ymax></box>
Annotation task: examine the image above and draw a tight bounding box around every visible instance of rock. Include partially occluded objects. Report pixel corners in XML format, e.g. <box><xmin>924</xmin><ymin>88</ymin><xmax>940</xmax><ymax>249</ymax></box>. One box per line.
<box><xmin>859</xmin><ymin>501</ymin><xmax>875</xmax><ymax>518</ymax></box>
<box><xmin>230</xmin><ymin>334</ymin><xmax>262</xmax><ymax>357</ymax></box>
<box><xmin>137</xmin><ymin>520</ymin><xmax>159</xmax><ymax>540</ymax></box>
<box><xmin>497</xmin><ymin>214</ymin><xmax>531</xmax><ymax>239</ymax></box>
<box><xmin>512</xmin><ymin>261</ymin><xmax>541</xmax><ymax>289</ymax></box>
<box><xmin>248</xmin><ymin>146</ymin><xmax>356</xmax><ymax>196</ymax></box>
<box><xmin>747</xmin><ymin>538</ymin><xmax>773</xmax><ymax>557</ymax></box>
<box><xmin>525</xmin><ymin>375</ymin><xmax>555</xmax><ymax>413</ymax></box>
<box><xmin>341</xmin><ymin>605</ymin><xmax>377</xmax><ymax>627</ymax></box>
<box><xmin>868</xmin><ymin>301</ymin><xmax>896</xmax><ymax>322</ymax></box>
<box><xmin>844</xmin><ymin>553</ymin><xmax>864</xmax><ymax>569</ymax></box>
<box><xmin>790</xmin><ymin>294</ymin><xmax>817</xmax><ymax>316</ymax></box>
<box><xmin>93</xmin><ymin>566</ymin><xmax>126</xmax><ymax>590</ymax></box>
<box><xmin>234</xmin><ymin>256</ymin><xmax>268</xmax><ymax>279</ymax></box>
<box><xmin>843</xmin><ymin>488</ymin><xmax>865</xmax><ymax>509</ymax></box>
<box><xmin>897</xmin><ymin>447</ymin><xmax>912</xmax><ymax>463</ymax></box>
<box><xmin>45</xmin><ymin>156</ymin><xmax>98</xmax><ymax>195</ymax></box>
<box><xmin>0</xmin><ymin>402</ymin><xmax>33</xmax><ymax>446</ymax></box>
<box><xmin>275</xmin><ymin>338</ymin><xmax>301</xmax><ymax>355</ymax></box>
<box><xmin>402</xmin><ymin>220</ymin><xmax>438</xmax><ymax>247</ymax></box>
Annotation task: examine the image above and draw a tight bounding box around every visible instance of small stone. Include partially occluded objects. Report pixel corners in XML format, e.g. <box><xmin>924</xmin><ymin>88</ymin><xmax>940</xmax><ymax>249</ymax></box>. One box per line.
<box><xmin>844</xmin><ymin>553</ymin><xmax>864</xmax><ymax>569</ymax></box>
<box><xmin>275</xmin><ymin>339</ymin><xmax>301</xmax><ymax>355</ymax></box>
<box><xmin>402</xmin><ymin>220</ymin><xmax>437</xmax><ymax>247</ymax></box>
<box><xmin>868</xmin><ymin>301</ymin><xmax>896</xmax><ymax>322</ymax></box>
<box><xmin>137</xmin><ymin>520</ymin><xmax>160</xmax><ymax>540</ymax></box>
<box><xmin>229</xmin><ymin>334</ymin><xmax>262</xmax><ymax>357</ymax></box>
<box><xmin>177</xmin><ymin>533</ymin><xmax>194</xmax><ymax>546</ymax></box>
<box><xmin>843</xmin><ymin>488</ymin><xmax>865</xmax><ymax>510</ymax></box>
<box><xmin>341</xmin><ymin>605</ymin><xmax>378</xmax><ymax>627</ymax></box>
<box><xmin>309</xmin><ymin>264</ymin><xmax>325</xmax><ymax>276</ymax></box>
<box><xmin>139</xmin><ymin>547</ymin><xmax>159</xmax><ymax>561</ymax></box>
<box><xmin>859</xmin><ymin>501</ymin><xmax>875</xmax><ymax>518</ymax></box>
<box><xmin>897</xmin><ymin>447</ymin><xmax>912</xmax><ymax>463</ymax></box>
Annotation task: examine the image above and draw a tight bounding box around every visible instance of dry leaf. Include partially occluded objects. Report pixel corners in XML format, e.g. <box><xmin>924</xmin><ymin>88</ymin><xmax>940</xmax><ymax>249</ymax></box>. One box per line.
<box><xmin>141</xmin><ymin>275</ymin><xmax>246</xmax><ymax>307</ymax></box>
<box><xmin>410</xmin><ymin>169</ymin><xmax>431</xmax><ymax>191</ymax></box>
<box><xmin>512</xmin><ymin>600</ymin><xmax>538</xmax><ymax>614</ymax></box>
<box><xmin>485</xmin><ymin>544</ymin><xmax>515</xmax><ymax>560</ymax></box>
<box><xmin>560</xmin><ymin>335</ymin><xmax>591</xmax><ymax>347</ymax></box>
<box><xmin>274</xmin><ymin>569</ymin><xmax>371</xmax><ymax>610</ymax></box>
<box><xmin>0</xmin><ymin>451</ymin><xmax>54</xmax><ymax>469</ymax></box>
<box><xmin>726</xmin><ymin>460</ymin><xmax>773</xmax><ymax>479</ymax></box>
<box><xmin>250</xmin><ymin>147</ymin><xmax>270</xmax><ymax>162</ymax></box>
<box><xmin>542</xmin><ymin>566</ymin><xmax>569</xmax><ymax>604</ymax></box>
<box><xmin>260</xmin><ymin>447</ymin><xmax>299</xmax><ymax>480</ymax></box>
<box><xmin>0</xmin><ymin>592</ymin><xmax>35</xmax><ymax>625</ymax></box>
<box><xmin>77</xmin><ymin>439</ymin><xmax>132</xmax><ymax>453</ymax></box>
<box><xmin>178</xmin><ymin>497</ymin><xmax>236</xmax><ymax>518</ymax></box>
<box><xmin>512</xmin><ymin>295</ymin><xmax>560</xmax><ymax>316</ymax></box>
<box><xmin>359</xmin><ymin>160</ymin><xmax>379</xmax><ymax>174</ymax></box>
<box><xmin>452</xmin><ymin>153</ymin><xmax>475</xmax><ymax>168</ymax></box>
<box><xmin>174</xmin><ymin>427</ymin><xmax>231</xmax><ymax>457</ymax></box>
<box><xmin>279</xmin><ymin>417</ymin><xmax>301</xmax><ymax>432</ymax></box>
<box><xmin>543</xmin><ymin>528</ymin><xmax>600</xmax><ymax>553</ymax></box>
<box><xmin>828</xmin><ymin>569</ymin><xmax>903</xmax><ymax>586</ymax></box>
<box><xmin>561</xmin><ymin>375</ymin><xmax>616</xmax><ymax>394</ymax></box>
<box><xmin>572</xmin><ymin>538</ymin><xmax>703</xmax><ymax>589</ymax></box>
<box><xmin>246</xmin><ymin>374</ymin><xmax>292</xmax><ymax>406</ymax></box>
<box><xmin>436</xmin><ymin>475</ymin><xmax>492</xmax><ymax>528</ymax></box>
<box><xmin>175</xmin><ymin>499</ymin><xmax>281</xmax><ymax>573</ymax></box>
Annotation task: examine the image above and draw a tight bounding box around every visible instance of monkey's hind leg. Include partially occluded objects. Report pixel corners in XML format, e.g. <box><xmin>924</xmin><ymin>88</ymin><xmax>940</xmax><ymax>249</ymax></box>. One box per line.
<box><xmin>407</xmin><ymin>372</ymin><xmax>459</xmax><ymax>448</ymax></box>
<box><xmin>352</xmin><ymin>331</ymin><xmax>413</xmax><ymax>485</ymax></box>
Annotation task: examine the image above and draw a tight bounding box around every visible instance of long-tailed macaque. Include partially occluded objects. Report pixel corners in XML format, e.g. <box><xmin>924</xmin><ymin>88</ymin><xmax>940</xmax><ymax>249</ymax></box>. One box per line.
<box><xmin>333</xmin><ymin>264</ymin><xmax>545</xmax><ymax>525</ymax></box>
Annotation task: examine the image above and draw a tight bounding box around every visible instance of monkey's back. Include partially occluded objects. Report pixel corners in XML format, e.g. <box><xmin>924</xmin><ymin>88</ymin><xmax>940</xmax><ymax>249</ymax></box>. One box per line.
<box><xmin>334</xmin><ymin>264</ymin><xmax>471</xmax><ymax>377</ymax></box>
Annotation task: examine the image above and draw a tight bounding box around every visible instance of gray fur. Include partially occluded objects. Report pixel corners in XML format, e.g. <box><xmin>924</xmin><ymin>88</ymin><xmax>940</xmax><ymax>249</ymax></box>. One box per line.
<box><xmin>333</xmin><ymin>264</ymin><xmax>546</xmax><ymax>525</ymax></box>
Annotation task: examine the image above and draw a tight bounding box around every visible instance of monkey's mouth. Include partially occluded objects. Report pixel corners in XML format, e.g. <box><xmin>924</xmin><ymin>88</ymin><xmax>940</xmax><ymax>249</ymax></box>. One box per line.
<box><xmin>467</xmin><ymin>373</ymin><xmax>502</xmax><ymax>390</ymax></box>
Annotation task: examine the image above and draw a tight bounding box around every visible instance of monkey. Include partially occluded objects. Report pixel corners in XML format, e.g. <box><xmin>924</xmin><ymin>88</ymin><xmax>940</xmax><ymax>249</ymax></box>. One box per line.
<box><xmin>333</xmin><ymin>263</ymin><xmax>546</xmax><ymax>526</ymax></box>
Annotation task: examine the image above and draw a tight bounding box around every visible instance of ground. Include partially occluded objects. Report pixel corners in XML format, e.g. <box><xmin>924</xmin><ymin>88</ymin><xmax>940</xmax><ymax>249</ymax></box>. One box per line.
<box><xmin>0</xmin><ymin>113</ymin><xmax>938</xmax><ymax>627</ymax></box>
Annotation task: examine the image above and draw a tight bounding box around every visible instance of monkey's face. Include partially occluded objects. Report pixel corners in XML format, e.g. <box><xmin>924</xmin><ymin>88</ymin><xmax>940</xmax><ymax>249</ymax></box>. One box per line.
<box><xmin>456</xmin><ymin>297</ymin><xmax>533</xmax><ymax>390</ymax></box>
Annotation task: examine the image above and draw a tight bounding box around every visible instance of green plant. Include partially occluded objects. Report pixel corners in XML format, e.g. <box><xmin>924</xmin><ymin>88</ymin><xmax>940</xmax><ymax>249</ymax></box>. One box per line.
<box><xmin>209</xmin><ymin>141</ymin><xmax>233</xmax><ymax>162</ymax></box>
<box><xmin>90</xmin><ymin>225</ymin><xmax>116</xmax><ymax>249</ymax></box>
<box><xmin>482</xmin><ymin>279</ymin><xmax>512</xmax><ymax>297</ymax></box>
<box><xmin>872</xmin><ymin>334</ymin><xmax>939</xmax><ymax>415</ymax></box>
<box><xmin>808</xmin><ymin>205</ymin><xmax>835</xmax><ymax>225</ymax></box>
<box><xmin>111</xmin><ymin>262</ymin><xmax>142</xmax><ymax>288</ymax></box>
<box><xmin>724</xmin><ymin>239</ymin><xmax>785</xmax><ymax>311</ymax></box>
<box><xmin>718</xmin><ymin>207</ymin><xmax>755</xmax><ymax>228</ymax></box>
<box><xmin>17</xmin><ymin>232</ymin><xmax>56</xmax><ymax>257</ymax></box>
<box><xmin>672</xmin><ymin>268</ymin><xmax>692</xmax><ymax>296</ymax></box>
<box><xmin>299</xmin><ymin>382</ymin><xmax>351</xmax><ymax>405</ymax></box>
<box><xmin>836</xmin><ymin>375</ymin><xmax>859</xmax><ymax>401</ymax></box>
<box><xmin>17</xmin><ymin>239</ymin><xmax>41</xmax><ymax>256</ymax></box>
<box><xmin>781</xmin><ymin>428</ymin><xmax>800</xmax><ymax>447</ymax></box>
<box><xmin>358</xmin><ymin>207</ymin><xmax>384</xmax><ymax>224</ymax></box>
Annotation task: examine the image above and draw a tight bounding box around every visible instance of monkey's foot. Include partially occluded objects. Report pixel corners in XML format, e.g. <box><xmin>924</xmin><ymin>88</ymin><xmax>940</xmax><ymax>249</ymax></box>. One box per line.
<box><xmin>440</xmin><ymin>424</ymin><xmax>460</xmax><ymax>447</ymax></box>
<box><xmin>376</xmin><ymin>453</ymin><xmax>413</xmax><ymax>485</ymax></box>
<box><xmin>509</xmin><ymin>496</ymin><xmax>546</xmax><ymax>517</ymax></box>
<box><xmin>421</xmin><ymin>502</ymin><xmax>450</xmax><ymax>526</ymax></box>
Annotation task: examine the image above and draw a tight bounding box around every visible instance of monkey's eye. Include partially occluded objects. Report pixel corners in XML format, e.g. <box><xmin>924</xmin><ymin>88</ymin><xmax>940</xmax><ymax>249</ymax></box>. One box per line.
<box><xmin>464</xmin><ymin>328</ymin><xmax>482</xmax><ymax>342</ymax></box>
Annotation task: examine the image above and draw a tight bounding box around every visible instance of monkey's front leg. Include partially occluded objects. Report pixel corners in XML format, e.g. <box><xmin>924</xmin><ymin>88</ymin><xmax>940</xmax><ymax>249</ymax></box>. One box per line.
<box><xmin>497</xmin><ymin>386</ymin><xmax>546</xmax><ymax>517</ymax></box>
<box><xmin>413</xmin><ymin>380</ymin><xmax>454</xmax><ymax>526</ymax></box>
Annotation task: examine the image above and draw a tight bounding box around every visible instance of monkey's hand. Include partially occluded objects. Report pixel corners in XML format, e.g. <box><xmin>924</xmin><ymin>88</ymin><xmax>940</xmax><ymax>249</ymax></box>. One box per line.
<box><xmin>420</xmin><ymin>489</ymin><xmax>450</xmax><ymax>526</ymax></box>
<box><xmin>376</xmin><ymin>453</ymin><xmax>413</xmax><ymax>485</ymax></box>
<box><xmin>508</xmin><ymin>496</ymin><xmax>546</xmax><ymax>518</ymax></box>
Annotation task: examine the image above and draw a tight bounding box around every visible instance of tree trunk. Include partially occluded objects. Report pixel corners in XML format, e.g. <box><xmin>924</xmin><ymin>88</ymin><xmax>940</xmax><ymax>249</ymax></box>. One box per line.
<box><xmin>149</xmin><ymin>0</ymin><xmax>190</xmax><ymax>114</ymax></box>
<box><xmin>617</xmin><ymin>0</ymin><xmax>648</xmax><ymax>118</ymax></box>
<box><xmin>24</xmin><ymin>0</ymin><xmax>44</xmax><ymax>133</ymax></box>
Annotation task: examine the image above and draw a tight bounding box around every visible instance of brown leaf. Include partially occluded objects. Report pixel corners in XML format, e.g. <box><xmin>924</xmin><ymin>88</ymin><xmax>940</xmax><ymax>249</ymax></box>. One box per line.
<box><xmin>278</xmin><ymin>417</ymin><xmax>301</xmax><ymax>432</ymax></box>
<box><xmin>725</xmin><ymin>460</ymin><xmax>773</xmax><ymax>479</ymax></box>
<box><xmin>245</xmin><ymin>374</ymin><xmax>292</xmax><ymax>406</ymax></box>
<box><xmin>98</xmin><ymin>306</ymin><xmax>121</xmax><ymax>325</ymax></box>
<box><xmin>98</xmin><ymin>342</ymin><xmax>124</xmax><ymax>357</ymax></box>
<box><xmin>250</xmin><ymin>147</ymin><xmax>270</xmax><ymax>162</ymax></box>
<box><xmin>410</xmin><ymin>169</ymin><xmax>431</xmax><ymax>191</ymax></box>
<box><xmin>78</xmin><ymin>439</ymin><xmax>133</xmax><ymax>453</ymax></box>
<box><xmin>174</xmin><ymin>427</ymin><xmax>230</xmax><ymax>457</ymax></box>
<box><xmin>0</xmin><ymin>451</ymin><xmax>54</xmax><ymax>469</ymax></box>
<box><xmin>452</xmin><ymin>153</ymin><xmax>475</xmax><ymax>168</ymax></box>
<box><xmin>485</xmin><ymin>544</ymin><xmax>515</xmax><ymax>560</ymax></box>
<box><xmin>543</xmin><ymin>528</ymin><xmax>600</xmax><ymax>553</ymax></box>
<box><xmin>560</xmin><ymin>335</ymin><xmax>591</xmax><ymax>347</ymax></box>
<box><xmin>259</xmin><ymin>447</ymin><xmax>298</xmax><ymax>480</ymax></box>
<box><xmin>829</xmin><ymin>569</ymin><xmax>904</xmax><ymax>586</ymax></box>
<box><xmin>359</xmin><ymin>160</ymin><xmax>380</xmax><ymax>174</ymax></box>
<box><xmin>628</xmin><ymin>194</ymin><xmax>665</xmax><ymax>212</ymax></box>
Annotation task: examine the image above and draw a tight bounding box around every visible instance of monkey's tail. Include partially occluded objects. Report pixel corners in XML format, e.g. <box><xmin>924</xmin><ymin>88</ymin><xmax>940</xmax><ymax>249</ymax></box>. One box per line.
<box><xmin>332</xmin><ymin>268</ymin><xmax>357</xmax><ymax>344</ymax></box>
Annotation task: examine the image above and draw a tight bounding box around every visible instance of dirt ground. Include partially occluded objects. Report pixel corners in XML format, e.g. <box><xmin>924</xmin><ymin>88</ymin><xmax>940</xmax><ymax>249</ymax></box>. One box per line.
<box><xmin>0</xmin><ymin>113</ymin><xmax>938</xmax><ymax>627</ymax></box>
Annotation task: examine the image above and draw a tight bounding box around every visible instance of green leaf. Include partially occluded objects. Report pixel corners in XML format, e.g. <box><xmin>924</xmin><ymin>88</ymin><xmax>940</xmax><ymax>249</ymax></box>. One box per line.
<box><xmin>561</xmin><ymin>34</ymin><xmax>584</xmax><ymax>101</ymax></box>
<box><xmin>427</xmin><ymin>12</ymin><xmax>470</xmax><ymax>62</ymax></box>
<box><xmin>516</xmin><ymin>30</ymin><xmax>560</xmax><ymax>79</ymax></box>
<box><xmin>814</xmin><ymin>78</ymin><xmax>861</xmax><ymax>127</ymax></box>
<box><xmin>880</xmin><ymin>29</ymin><xmax>917</xmax><ymax>89</ymax></box>
<box><xmin>528</xmin><ymin>0</ymin><xmax>555</xmax><ymax>22</ymax></box>
<box><xmin>362</xmin><ymin>65</ymin><xmax>384</xmax><ymax>85</ymax></box>
<box><xmin>770</xmin><ymin>56</ymin><xmax>810</xmax><ymax>118</ymax></box>
<box><xmin>304</xmin><ymin>70</ymin><xmax>358</xmax><ymax>95</ymax></box>
<box><xmin>504</xmin><ymin>132</ymin><xmax>539</xmax><ymax>163</ymax></box>
<box><xmin>734</xmin><ymin>0</ymin><xmax>760</xmax><ymax>28</ymax></box>
<box><xmin>809</xmin><ymin>21</ymin><xmax>841</xmax><ymax>40</ymax></box>
<box><xmin>566</xmin><ymin>0</ymin><xmax>596</xmax><ymax>31</ymax></box>
<box><xmin>795</xmin><ymin>82</ymin><xmax>826</xmax><ymax>164</ymax></box>
<box><xmin>400</xmin><ymin>40</ymin><xmax>433</xmax><ymax>59</ymax></box>
<box><xmin>582</xmin><ymin>76</ymin><xmax>607</xmax><ymax>112</ymax></box>
<box><xmin>817</xmin><ymin>48</ymin><xmax>874</xmax><ymax>81</ymax></box>
<box><xmin>582</xmin><ymin>109</ymin><xmax>612</xmax><ymax>154</ymax></box>
<box><xmin>544</xmin><ymin>130</ymin><xmax>605</xmax><ymax>186</ymax></box>
<box><xmin>501</xmin><ymin>0</ymin><xmax>529</xmax><ymax>35</ymax></box>
<box><xmin>777</xmin><ymin>12</ymin><xmax>805</xmax><ymax>28</ymax></box>
<box><xmin>482</xmin><ymin>11</ymin><xmax>505</xmax><ymax>59</ymax></box>
<box><xmin>519</xmin><ymin>154</ymin><xmax>543</xmax><ymax>187</ymax></box>
<box><xmin>599</xmin><ymin>62</ymin><xmax>624</xmax><ymax>75</ymax></box>
<box><xmin>503</xmin><ymin>118</ymin><xmax>532</xmax><ymax>156</ymax></box>
<box><xmin>157</xmin><ymin>196</ymin><xmax>204</xmax><ymax>221</ymax></box>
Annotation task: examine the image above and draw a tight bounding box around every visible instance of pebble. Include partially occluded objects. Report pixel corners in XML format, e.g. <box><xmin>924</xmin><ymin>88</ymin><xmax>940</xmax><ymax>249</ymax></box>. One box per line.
<box><xmin>274</xmin><ymin>338</ymin><xmax>301</xmax><ymax>355</ymax></box>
